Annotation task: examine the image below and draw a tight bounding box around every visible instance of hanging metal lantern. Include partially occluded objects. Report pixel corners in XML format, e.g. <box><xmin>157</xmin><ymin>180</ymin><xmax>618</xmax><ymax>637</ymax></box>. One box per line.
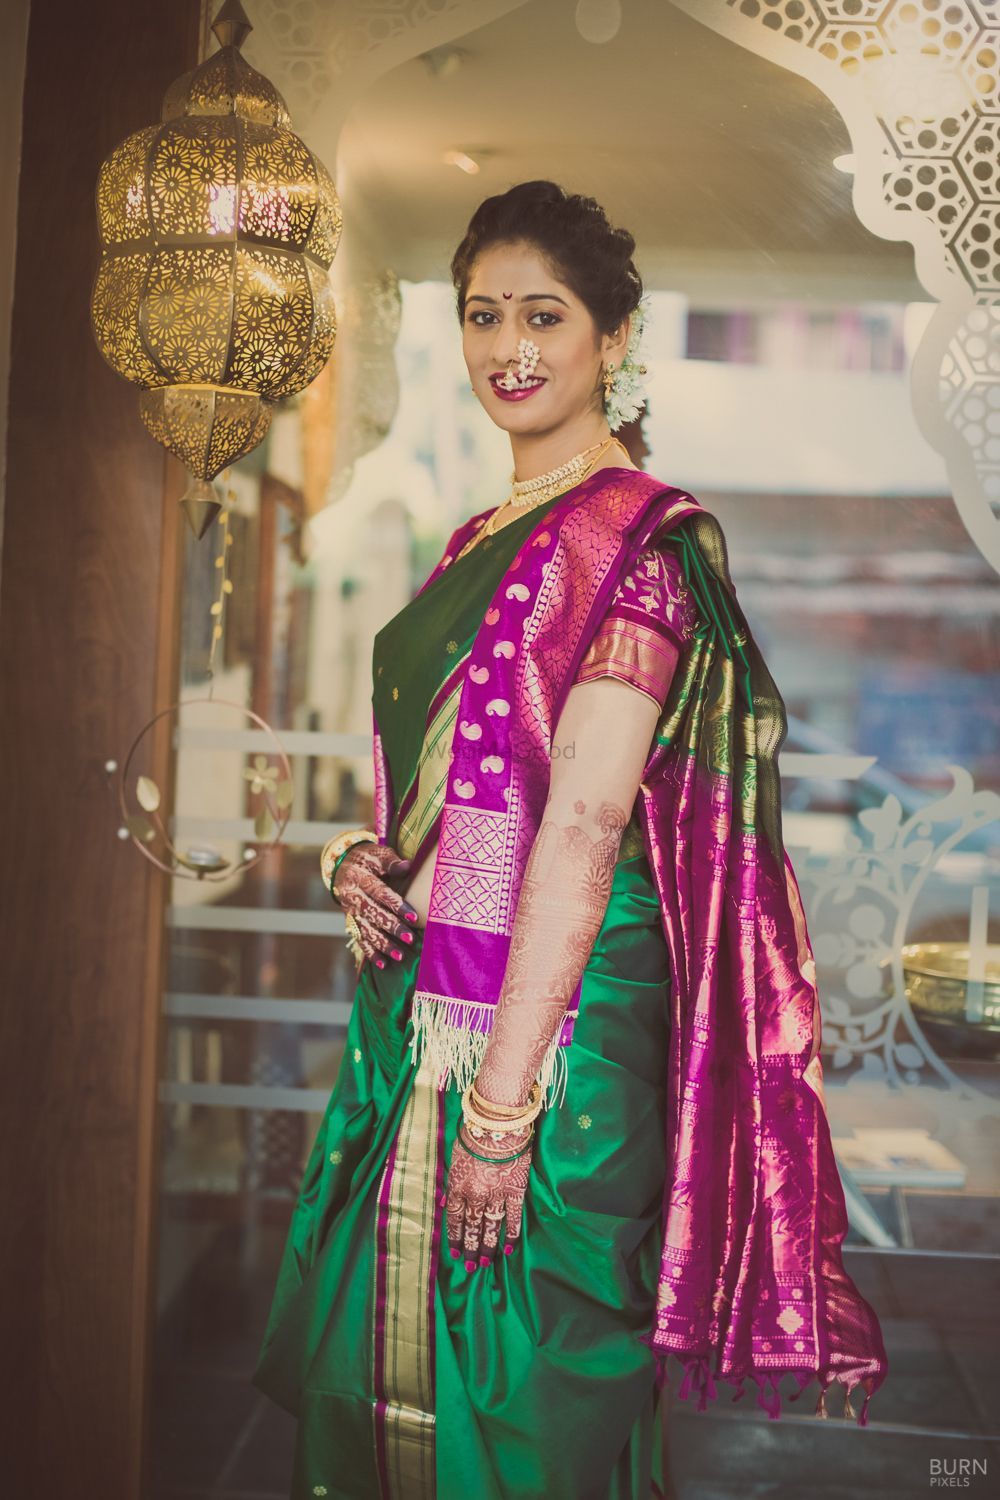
<box><xmin>90</xmin><ymin>0</ymin><xmax>342</xmax><ymax>538</ymax></box>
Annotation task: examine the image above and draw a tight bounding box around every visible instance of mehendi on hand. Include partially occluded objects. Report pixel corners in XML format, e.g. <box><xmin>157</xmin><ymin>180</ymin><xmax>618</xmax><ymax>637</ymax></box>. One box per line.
<box><xmin>443</xmin><ymin>802</ymin><xmax>628</xmax><ymax>1267</ymax></box>
<box><xmin>475</xmin><ymin>800</ymin><xmax>628</xmax><ymax>1106</ymax></box>
<box><xmin>332</xmin><ymin>842</ymin><xmax>420</xmax><ymax>967</ymax></box>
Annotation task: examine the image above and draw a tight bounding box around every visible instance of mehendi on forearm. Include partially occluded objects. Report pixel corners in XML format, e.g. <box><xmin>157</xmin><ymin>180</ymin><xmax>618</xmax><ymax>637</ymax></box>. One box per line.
<box><xmin>475</xmin><ymin>800</ymin><xmax>628</xmax><ymax>1106</ymax></box>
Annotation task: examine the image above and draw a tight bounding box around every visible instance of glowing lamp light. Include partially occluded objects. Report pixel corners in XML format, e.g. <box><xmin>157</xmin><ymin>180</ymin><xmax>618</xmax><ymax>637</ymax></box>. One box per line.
<box><xmin>443</xmin><ymin>150</ymin><xmax>480</xmax><ymax>175</ymax></box>
<box><xmin>90</xmin><ymin>0</ymin><xmax>342</xmax><ymax>538</ymax></box>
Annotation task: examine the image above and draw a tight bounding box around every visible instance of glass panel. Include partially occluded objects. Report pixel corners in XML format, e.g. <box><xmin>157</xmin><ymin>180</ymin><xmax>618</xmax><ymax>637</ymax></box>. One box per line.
<box><xmin>148</xmin><ymin>3</ymin><xmax>1000</xmax><ymax>1495</ymax></box>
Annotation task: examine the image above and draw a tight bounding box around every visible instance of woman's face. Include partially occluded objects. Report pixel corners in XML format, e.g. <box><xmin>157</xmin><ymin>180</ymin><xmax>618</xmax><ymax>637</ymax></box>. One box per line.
<box><xmin>461</xmin><ymin>240</ymin><xmax>627</xmax><ymax>438</ymax></box>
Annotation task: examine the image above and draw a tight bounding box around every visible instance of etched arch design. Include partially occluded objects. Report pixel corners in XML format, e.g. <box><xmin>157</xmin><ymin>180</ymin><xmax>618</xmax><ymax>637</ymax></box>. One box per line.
<box><xmin>669</xmin><ymin>0</ymin><xmax>1000</xmax><ymax>572</ymax></box>
<box><xmin>236</xmin><ymin>0</ymin><xmax>533</xmax><ymax>135</ymax></box>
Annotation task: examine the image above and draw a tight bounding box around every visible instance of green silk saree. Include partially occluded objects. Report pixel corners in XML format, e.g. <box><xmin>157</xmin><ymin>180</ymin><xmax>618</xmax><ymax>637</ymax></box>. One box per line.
<box><xmin>252</xmin><ymin>496</ymin><xmax>674</xmax><ymax>1499</ymax></box>
<box><xmin>253</xmin><ymin>464</ymin><xmax>889</xmax><ymax>1496</ymax></box>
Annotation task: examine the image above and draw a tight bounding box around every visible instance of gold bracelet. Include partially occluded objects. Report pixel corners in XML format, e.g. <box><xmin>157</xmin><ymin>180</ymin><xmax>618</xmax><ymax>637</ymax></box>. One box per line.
<box><xmin>461</xmin><ymin>1107</ymin><xmax>536</xmax><ymax>1147</ymax></box>
<box><xmin>461</xmin><ymin>1098</ymin><xmax>539</xmax><ymax>1136</ymax></box>
<box><xmin>461</xmin><ymin>1083</ymin><xmax>542</xmax><ymax>1136</ymax></box>
<box><xmin>458</xmin><ymin>1123</ymin><xmax>534</xmax><ymax>1163</ymax></box>
<box><xmin>320</xmin><ymin>828</ymin><xmax>377</xmax><ymax>900</ymax></box>
<box><xmin>470</xmin><ymin>1080</ymin><xmax>541</xmax><ymax>1119</ymax></box>
<box><xmin>462</xmin><ymin>1119</ymin><xmax>536</xmax><ymax>1150</ymax></box>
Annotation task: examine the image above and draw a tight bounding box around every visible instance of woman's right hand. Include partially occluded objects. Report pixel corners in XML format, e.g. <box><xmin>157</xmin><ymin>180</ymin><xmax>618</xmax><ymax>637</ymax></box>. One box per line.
<box><xmin>333</xmin><ymin>842</ymin><xmax>420</xmax><ymax>967</ymax></box>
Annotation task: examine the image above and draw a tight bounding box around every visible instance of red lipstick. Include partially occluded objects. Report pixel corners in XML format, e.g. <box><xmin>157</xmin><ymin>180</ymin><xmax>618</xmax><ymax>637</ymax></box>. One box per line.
<box><xmin>488</xmin><ymin>374</ymin><xmax>546</xmax><ymax>403</ymax></box>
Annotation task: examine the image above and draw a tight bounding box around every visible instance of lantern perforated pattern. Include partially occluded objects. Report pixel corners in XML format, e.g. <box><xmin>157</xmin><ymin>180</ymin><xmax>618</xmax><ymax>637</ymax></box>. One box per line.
<box><xmin>90</xmin><ymin>28</ymin><xmax>342</xmax><ymax>511</ymax></box>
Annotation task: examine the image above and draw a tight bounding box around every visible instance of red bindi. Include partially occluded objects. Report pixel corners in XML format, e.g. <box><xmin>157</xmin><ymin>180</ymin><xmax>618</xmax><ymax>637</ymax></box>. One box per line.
<box><xmin>502</xmin><ymin>291</ymin><xmax>512</xmax><ymax>299</ymax></box>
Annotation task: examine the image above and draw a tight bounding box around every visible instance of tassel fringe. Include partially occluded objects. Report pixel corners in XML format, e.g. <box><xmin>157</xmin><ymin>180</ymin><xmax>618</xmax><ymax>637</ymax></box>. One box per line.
<box><xmin>407</xmin><ymin>992</ymin><xmax>570</xmax><ymax>1108</ymax></box>
<box><xmin>640</xmin><ymin>1344</ymin><xmax>880</xmax><ymax>1429</ymax></box>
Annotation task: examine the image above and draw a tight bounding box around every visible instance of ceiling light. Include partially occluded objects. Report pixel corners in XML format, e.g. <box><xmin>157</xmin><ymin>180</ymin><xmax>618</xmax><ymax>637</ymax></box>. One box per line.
<box><xmin>575</xmin><ymin>0</ymin><xmax>622</xmax><ymax>44</ymax></box>
<box><xmin>420</xmin><ymin>46</ymin><xmax>466</xmax><ymax>79</ymax></box>
<box><xmin>443</xmin><ymin>150</ymin><xmax>480</xmax><ymax>175</ymax></box>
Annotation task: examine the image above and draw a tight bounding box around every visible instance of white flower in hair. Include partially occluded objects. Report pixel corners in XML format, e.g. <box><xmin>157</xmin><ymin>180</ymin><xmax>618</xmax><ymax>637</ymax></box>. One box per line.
<box><xmin>604</xmin><ymin>297</ymin><xmax>650</xmax><ymax>432</ymax></box>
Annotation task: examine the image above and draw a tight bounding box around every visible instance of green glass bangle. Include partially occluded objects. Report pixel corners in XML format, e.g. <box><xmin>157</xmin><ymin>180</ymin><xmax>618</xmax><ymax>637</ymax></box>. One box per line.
<box><xmin>457</xmin><ymin>1128</ymin><xmax>532</xmax><ymax>1167</ymax></box>
<box><xmin>329</xmin><ymin>839</ymin><xmax>371</xmax><ymax>901</ymax></box>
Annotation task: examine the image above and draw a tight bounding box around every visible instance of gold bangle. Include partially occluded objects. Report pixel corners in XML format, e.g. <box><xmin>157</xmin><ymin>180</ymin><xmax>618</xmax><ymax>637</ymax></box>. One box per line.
<box><xmin>464</xmin><ymin>1098</ymin><xmax>539</xmax><ymax>1128</ymax></box>
<box><xmin>461</xmin><ymin>1083</ymin><xmax>542</xmax><ymax>1136</ymax></box>
<box><xmin>320</xmin><ymin>828</ymin><xmax>377</xmax><ymax>898</ymax></box>
<box><xmin>467</xmin><ymin>1082</ymin><xmax>542</xmax><ymax>1129</ymax></box>
<box><xmin>470</xmin><ymin>1080</ymin><xmax>541</xmax><ymax>1119</ymax></box>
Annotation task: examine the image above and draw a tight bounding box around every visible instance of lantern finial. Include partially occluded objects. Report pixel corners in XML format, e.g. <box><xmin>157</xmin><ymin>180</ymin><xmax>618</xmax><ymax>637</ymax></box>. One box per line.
<box><xmin>211</xmin><ymin>0</ymin><xmax>252</xmax><ymax>51</ymax></box>
<box><xmin>179</xmin><ymin>478</ymin><xmax>224</xmax><ymax>541</ymax></box>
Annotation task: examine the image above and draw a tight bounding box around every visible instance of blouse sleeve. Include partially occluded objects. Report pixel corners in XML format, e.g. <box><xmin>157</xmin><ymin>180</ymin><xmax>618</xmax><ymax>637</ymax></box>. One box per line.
<box><xmin>574</xmin><ymin>540</ymin><xmax>699</xmax><ymax>708</ymax></box>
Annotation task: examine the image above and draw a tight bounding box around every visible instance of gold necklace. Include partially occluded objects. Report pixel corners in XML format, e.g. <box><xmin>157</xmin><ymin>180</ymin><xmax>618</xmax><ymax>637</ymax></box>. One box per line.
<box><xmin>458</xmin><ymin>435</ymin><xmax>627</xmax><ymax>560</ymax></box>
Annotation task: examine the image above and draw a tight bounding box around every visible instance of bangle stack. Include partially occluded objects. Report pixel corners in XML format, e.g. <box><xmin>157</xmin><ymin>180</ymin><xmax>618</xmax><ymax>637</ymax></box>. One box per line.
<box><xmin>457</xmin><ymin>1135</ymin><xmax>532</xmax><ymax>1166</ymax></box>
<box><xmin>459</xmin><ymin>1080</ymin><xmax>542</xmax><ymax>1163</ymax></box>
<box><xmin>320</xmin><ymin>828</ymin><xmax>377</xmax><ymax>902</ymax></box>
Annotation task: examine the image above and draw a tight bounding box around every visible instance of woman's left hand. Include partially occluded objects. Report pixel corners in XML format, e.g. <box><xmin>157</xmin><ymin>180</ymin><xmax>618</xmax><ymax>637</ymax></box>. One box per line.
<box><xmin>444</xmin><ymin>1130</ymin><xmax>532</xmax><ymax>1268</ymax></box>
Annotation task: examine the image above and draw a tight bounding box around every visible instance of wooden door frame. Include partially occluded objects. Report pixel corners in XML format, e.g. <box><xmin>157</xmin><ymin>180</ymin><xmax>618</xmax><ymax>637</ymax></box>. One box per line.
<box><xmin>0</xmin><ymin>3</ymin><xmax>201</xmax><ymax>1495</ymax></box>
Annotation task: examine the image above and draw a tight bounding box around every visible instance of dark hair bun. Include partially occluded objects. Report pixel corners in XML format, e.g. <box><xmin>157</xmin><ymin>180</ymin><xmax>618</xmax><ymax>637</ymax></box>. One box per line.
<box><xmin>450</xmin><ymin>179</ymin><xmax>642</xmax><ymax>334</ymax></box>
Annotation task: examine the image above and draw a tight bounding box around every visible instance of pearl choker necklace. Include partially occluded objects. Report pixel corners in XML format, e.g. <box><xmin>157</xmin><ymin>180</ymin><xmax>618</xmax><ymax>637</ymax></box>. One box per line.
<box><xmin>507</xmin><ymin>437</ymin><xmax>616</xmax><ymax>507</ymax></box>
<box><xmin>457</xmin><ymin>435</ymin><xmax>627</xmax><ymax>559</ymax></box>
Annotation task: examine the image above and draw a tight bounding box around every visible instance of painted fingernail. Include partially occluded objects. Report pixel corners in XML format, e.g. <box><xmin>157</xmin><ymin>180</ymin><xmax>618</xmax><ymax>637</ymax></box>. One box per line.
<box><xmin>450</xmin><ymin>1247</ymin><xmax>461</xmax><ymax>1259</ymax></box>
<box><xmin>404</xmin><ymin>908</ymin><xmax>419</xmax><ymax>923</ymax></box>
<box><xmin>503</xmin><ymin>1244</ymin><xmax>514</xmax><ymax>1256</ymax></box>
<box><xmin>464</xmin><ymin>1259</ymin><xmax>476</xmax><ymax>1272</ymax></box>
<box><xmin>391</xmin><ymin>948</ymin><xmax>403</xmax><ymax>961</ymax></box>
<box><xmin>479</xmin><ymin>1255</ymin><xmax>490</xmax><ymax>1267</ymax></box>
<box><xmin>375</xmin><ymin>958</ymin><xmax>386</xmax><ymax>970</ymax></box>
<box><xmin>400</xmin><ymin>930</ymin><xmax>414</xmax><ymax>944</ymax></box>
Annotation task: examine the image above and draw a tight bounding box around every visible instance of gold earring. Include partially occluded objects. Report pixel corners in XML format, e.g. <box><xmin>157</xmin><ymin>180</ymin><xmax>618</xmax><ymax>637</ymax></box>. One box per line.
<box><xmin>601</xmin><ymin>362</ymin><xmax>616</xmax><ymax>400</ymax></box>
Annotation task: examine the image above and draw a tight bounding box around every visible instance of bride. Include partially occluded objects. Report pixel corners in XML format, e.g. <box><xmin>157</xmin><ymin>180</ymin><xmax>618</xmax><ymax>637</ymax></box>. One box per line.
<box><xmin>252</xmin><ymin>179</ymin><xmax>888</xmax><ymax>1500</ymax></box>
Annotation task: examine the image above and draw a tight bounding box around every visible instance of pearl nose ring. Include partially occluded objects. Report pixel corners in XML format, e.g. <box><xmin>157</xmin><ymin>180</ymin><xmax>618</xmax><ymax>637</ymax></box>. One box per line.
<box><xmin>501</xmin><ymin>338</ymin><xmax>541</xmax><ymax>390</ymax></box>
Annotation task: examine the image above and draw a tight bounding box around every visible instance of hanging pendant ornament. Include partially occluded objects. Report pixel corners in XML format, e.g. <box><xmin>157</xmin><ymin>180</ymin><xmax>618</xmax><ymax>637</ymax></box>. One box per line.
<box><xmin>104</xmin><ymin>466</ymin><xmax>295</xmax><ymax>879</ymax></box>
<box><xmin>90</xmin><ymin>0</ymin><xmax>342</xmax><ymax>539</ymax></box>
<box><xmin>111</xmin><ymin>694</ymin><xmax>295</xmax><ymax>880</ymax></box>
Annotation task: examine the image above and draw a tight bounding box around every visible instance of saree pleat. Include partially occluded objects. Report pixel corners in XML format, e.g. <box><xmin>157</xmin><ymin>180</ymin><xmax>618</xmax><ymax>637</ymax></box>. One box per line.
<box><xmin>437</xmin><ymin>859</ymin><xmax>671</xmax><ymax>1500</ymax></box>
<box><xmin>253</xmin><ymin>943</ymin><xmax>422</xmax><ymax>1500</ymax></box>
<box><xmin>253</xmin><ymin>483</ymin><xmax>677</xmax><ymax>1496</ymax></box>
<box><xmin>252</xmin><ymin>852</ymin><xmax>672</xmax><ymax>1500</ymax></box>
<box><xmin>372</xmin><ymin>1051</ymin><xmax>442</xmax><ymax>1498</ymax></box>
